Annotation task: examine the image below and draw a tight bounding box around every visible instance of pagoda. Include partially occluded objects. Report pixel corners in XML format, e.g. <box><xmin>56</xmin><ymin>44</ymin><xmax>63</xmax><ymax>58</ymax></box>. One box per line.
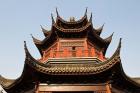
<box><xmin>1</xmin><ymin>9</ymin><xmax>140</xmax><ymax>93</ymax></box>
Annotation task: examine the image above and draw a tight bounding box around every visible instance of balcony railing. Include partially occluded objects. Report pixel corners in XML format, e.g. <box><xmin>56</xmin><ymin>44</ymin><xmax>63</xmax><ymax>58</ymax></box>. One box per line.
<box><xmin>41</xmin><ymin>49</ymin><xmax>105</xmax><ymax>62</ymax></box>
<box><xmin>51</xmin><ymin>50</ymin><xmax>93</xmax><ymax>58</ymax></box>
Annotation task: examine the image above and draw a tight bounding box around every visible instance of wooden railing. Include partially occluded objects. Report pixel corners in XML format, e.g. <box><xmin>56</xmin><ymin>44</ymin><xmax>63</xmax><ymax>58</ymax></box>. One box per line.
<box><xmin>51</xmin><ymin>50</ymin><xmax>93</xmax><ymax>58</ymax></box>
<box><xmin>40</xmin><ymin>49</ymin><xmax>105</xmax><ymax>62</ymax></box>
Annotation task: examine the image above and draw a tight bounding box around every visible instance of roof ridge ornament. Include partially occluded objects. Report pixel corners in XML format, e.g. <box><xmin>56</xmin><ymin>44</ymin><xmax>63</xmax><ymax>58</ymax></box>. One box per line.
<box><xmin>56</xmin><ymin>7</ymin><xmax>59</xmax><ymax>17</ymax></box>
<box><xmin>84</xmin><ymin>7</ymin><xmax>88</xmax><ymax>16</ymax></box>
<box><xmin>24</xmin><ymin>41</ymin><xmax>28</xmax><ymax>56</ymax></box>
<box><xmin>40</xmin><ymin>25</ymin><xmax>46</xmax><ymax>33</ymax></box>
<box><xmin>110</xmin><ymin>38</ymin><xmax>122</xmax><ymax>57</ymax></box>
<box><xmin>100</xmin><ymin>23</ymin><xmax>105</xmax><ymax>30</ymax></box>
<box><xmin>51</xmin><ymin>13</ymin><xmax>55</xmax><ymax>24</ymax></box>
<box><xmin>31</xmin><ymin>34</ymin><xmax>41</xmax><ymax>44</ymax></box>
<box><xmin>40</xmin><ymin>25</ymin><xmax>50</xmax><ymax>37</ymax></box>
<box><xmin>118</xmin><ymin>38</ymin><xmax>122</xmax><ymax>53</ymax></box>
<box><xmin>24</xmin><ymin>41</ymin><xmax>36</xmax><ymax>60</ymax></box>
<box><xmin>95</xmin><ymin>24</ymin><xmax>105</xmax><ymax>36</ymax></box>
<box><xmin>104</xmin><ymin>32</ymin><xmax>114</xmax><ymax>43</ymax></box>
<box><xmin>89</xmin><ymin>13</ymin><xmax>92</xmax><ymax>23</ymax></box>
<box><xmin>69</xmin><ymin>17</ymin><xmax>75</xmax><ymax>22</ymax></box>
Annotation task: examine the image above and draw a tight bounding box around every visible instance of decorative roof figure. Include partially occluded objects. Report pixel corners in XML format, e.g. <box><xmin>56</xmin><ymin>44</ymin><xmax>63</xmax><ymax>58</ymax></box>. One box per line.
<box><xmin>69</xmin><ymin>17</ymin><xmax>75</xmax><ymax>22</ymax></box>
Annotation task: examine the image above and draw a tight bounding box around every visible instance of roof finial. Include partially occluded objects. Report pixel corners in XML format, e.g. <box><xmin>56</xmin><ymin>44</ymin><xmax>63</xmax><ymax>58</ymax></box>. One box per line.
<box><xmin>30</xmin><ymin>34</ymin><xmax>35</xmax><ymax>42</ymax></box>
<box><xmin>30</xmin><ymin>34</ymin><xmax>34</xmax><ymax>39</ymax></box>
<box><xmin>31</xmin><ymin>34</ymin><xmax>41</xmax><ymax>44</ymax></box>
<box><xmin>100</xmin><ymin>23</ymin><xmax>105</xmax><ymax>30</ymax></box>
<box><xmin>40</xmin><ymin>25</ymin><xmax>43</xmax><ymax>28</ymax></box>
<box><xmin>116</xmin><ymin>38</ymin><xmax>122</xmax><ymax>56</ymax></box>
<box><xmin>56</xmin><ymin>7</ymin><xmax>59</xmax><ymax>17</ymax></box>
<box><xmin>51</xmin><ymin>13</ymin><xmax>55</xmax><ymax>24</ymax></box>
<box><xmin>84</xmin><ymin>7</ymin><xmax>88</xmax><ymax>16</ymax></box>
<box><xmin>40</xmin><ymin>25</ymin><xmax>46</xmax><ymax>33</ymax></box>
<box><xmin>111</xmin><ymin>32</ymin><xmax>114</xmax><ymax>37</ymax></box>
<box><xmin>105</xmin><ymin>32</ymin><xmax>114</xmax><ymax>43</ymax></box>
<box><xmin>40</xmin><ymin>25</ymin><xmax>43</xmax><ymax>29</ymax></box>
<box><xmin>24</xmin><ymin>41</ymin><xmax>28</xmax><ymax>55</ymax></box>
<box><xmin>70</xmin><ymin>17</ymin><xmax>75</xmax><ymax>22</ymax></box>
<box><xmin>112</xmin><ymin>38</ymin><xmax>122</xmax><ymax>57</ymax></box>
<box><xmin>95</xmin><ymin>24</ymin><xmax>105</xmax><ymax>36</ymax></box>
<box><xmin>119</xmin><ymin>38</ymin><xmax>122</xmax><ymax>49</ymax></box>
<box><xmin>89</xmin><ymin>13</ymin><xmax>92</xmax><ymax>23</ymax></box>
<box><xmin>99</xmin><ymin>23</ymin><xmax>105</xmax><ymax>30</ymax></box>
<box><xmin>24</xmin><ymin>41</ymin><xmax>27</xmax><ymax>49</ymax></box>
<box><xmin>24</xmin><ymin>40</ymin><xmax>35</xmax><ymax>58</ymax></box>
<box><xmin>102</xmin><ymin>23</ymin><xmax>105</xmax><ymax>28</ymax></box>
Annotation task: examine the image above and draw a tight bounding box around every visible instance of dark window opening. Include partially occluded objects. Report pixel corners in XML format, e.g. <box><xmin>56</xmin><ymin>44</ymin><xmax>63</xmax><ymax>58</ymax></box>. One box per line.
<box><xmin>72</xmin><ymin>46</ymin><xmax>76</xmax><ymax>57</ymax></box>
<box><xmin>72</xmin><ymin>46</ymin><xmax>76</xmax><ymax>50</ymax></box>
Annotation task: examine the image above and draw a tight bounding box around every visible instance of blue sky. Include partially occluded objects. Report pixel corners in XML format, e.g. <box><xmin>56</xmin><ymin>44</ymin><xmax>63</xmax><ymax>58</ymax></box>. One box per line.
<box><xmin>0</xmin><ymin>0</ymin><xmax>140</xmax><ymax>79</ymax></box>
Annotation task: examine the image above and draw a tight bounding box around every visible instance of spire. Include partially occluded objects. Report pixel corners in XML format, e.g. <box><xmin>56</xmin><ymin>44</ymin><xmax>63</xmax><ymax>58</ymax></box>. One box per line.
<box><xmin>31</xmin><ymin>34</ymin><xmax>41</xmax><ymax>44</ymax></box>
<box><xmin>104</xmin><ymin>32</ymin><xmax>114</xmax><ymax>43</ymax></box>
<box><xmin>51</xmin><ymin>13</ymin><xmax>55</xmax><ymax>24</ymax></box>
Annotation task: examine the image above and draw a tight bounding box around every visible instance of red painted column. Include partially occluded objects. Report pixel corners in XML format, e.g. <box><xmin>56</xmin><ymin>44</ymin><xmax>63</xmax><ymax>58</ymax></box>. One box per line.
<box><xmin>49</xmin><ymin>48</ymin><xmax>53</xmax><ymax>58</ymax></box>
<box><xmin>76</xmin><ymin>48</ymin><xmax>82</xmax><ymax>57</ymax></box>
<box><xmin>35</xmin><ymin>82</ymin><xmax>39</xmax><ymax>93</ymax></box>
<box><xmin>42</xmin><ymin>50</ymin><xmax>49</xmax><ymax>62</ymax></box>
<box><xmin>84</xmin><ymin>39</ymin><xmax>88</xmax><ymax>57</ymax></box>
<box><xmin>42</xmin><ymin>51</ymin><xmax>45</xmax><ymax>61</ymax></box>
<box><xmin>63</xmin><ymin>48</ymin><xmax>69</xmax><ymax>58</ymax></box>
<box><xmin>99</xmin><ymin>51</ymin><xmax>104</xmax><ymax>61</ymax></box>
<box><xmin>91</xmin><ymin>47</ymin><xmax>95</xmax><ymax>57</ymax></box>
<box><xmin>84</xmin><ymin>50</ymin><xmax>89</xmax><ymax>57</ymax></box>
<box><xmin>106</xmin><ymin>83</ymin><xmax>111</xmax><ymax>93</ymax></box>
<box><xmin>56</xmin><ymin>42</ymin><xmax>60</xmax><ymax>58</ymax></box>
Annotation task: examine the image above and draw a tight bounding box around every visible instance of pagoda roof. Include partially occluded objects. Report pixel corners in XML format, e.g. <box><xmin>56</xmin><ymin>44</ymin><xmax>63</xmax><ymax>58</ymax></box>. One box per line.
<box><xmin>53</xmin><ymin>22</ymin><xmax>91</xmax><ymax>33</ymax></box>
<box><xmin>55</xmin><ymin>8</ymin><xmax>88</xmax><ymax>29</ymax></box>
<box><xmin>1</xmin><ymin>39</ymin><xmax>140</xmax><ymax>92</ymax></box>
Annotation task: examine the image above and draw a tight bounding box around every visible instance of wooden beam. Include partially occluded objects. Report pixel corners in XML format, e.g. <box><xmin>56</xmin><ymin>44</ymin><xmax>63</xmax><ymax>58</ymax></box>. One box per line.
<box><xmin>38</xmin><ymin>85</ymin><xmax>107</xmax><ymax>92</ymax></box>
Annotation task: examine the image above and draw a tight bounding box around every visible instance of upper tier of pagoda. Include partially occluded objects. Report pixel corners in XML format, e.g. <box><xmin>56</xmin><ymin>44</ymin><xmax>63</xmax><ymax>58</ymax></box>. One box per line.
<box><xmin>56</xmin><ymin>8</ymin><xmax>88</xmax><ymax>29</ymax></box>
<box><xmin>32</xmin><ymin>9</ymin><xmax>113</xmax><ymax>62</ymax></box>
